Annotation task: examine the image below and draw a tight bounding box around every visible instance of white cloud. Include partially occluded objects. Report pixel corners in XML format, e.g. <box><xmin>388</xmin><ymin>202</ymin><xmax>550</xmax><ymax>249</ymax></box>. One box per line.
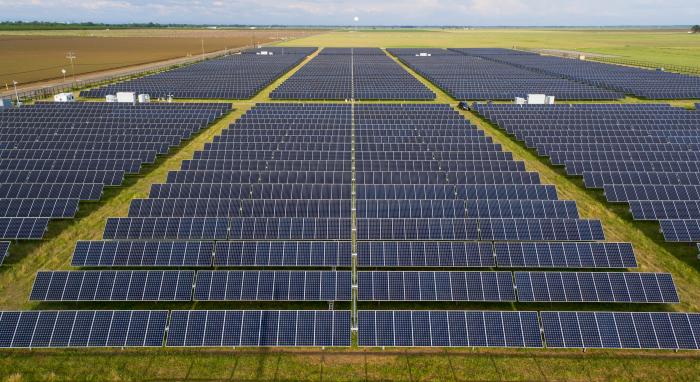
<box><xmin>0</xmin><ymin>0</ymin><xmax>698</xmax><ymax>25</ymax></box>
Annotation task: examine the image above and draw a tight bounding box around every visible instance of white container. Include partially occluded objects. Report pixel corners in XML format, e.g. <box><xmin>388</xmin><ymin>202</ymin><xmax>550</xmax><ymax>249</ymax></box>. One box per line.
<box><xmin>138</xmin><ymin>94</ymin><xmax>151</xmax><ymax>103</ymax></box>
<box><xmin>527</xmin><ymin>94</ymin><xmax>546</xmax><ymax>105</ymax></box>
<box><xmin>116</xmin><ymin>92</ymin><xmax>136</xmax><ymax>103</ymax></box>
<box><xmin>545</xmin><ymin>95</ymin><xmax>556</xmax><ymax>105</ymax></box>
<box><xmin>53</xmin><ymin>93</ymin><xmax>75</xmax><ymax>102</ymax></box>
<box><xmin>105</xmin><ymin>95</ymin><xmax>117</xmax><ymax>102</ymax></box>
<box><xmin>514</xmin><ymin>97</ymin><xmax>526</xmax><ymax>105</ymax></box>
<box><xmin>417</xmin><ymin>52</ymin><xmax>431</xmax><ymax>57</ymax></box>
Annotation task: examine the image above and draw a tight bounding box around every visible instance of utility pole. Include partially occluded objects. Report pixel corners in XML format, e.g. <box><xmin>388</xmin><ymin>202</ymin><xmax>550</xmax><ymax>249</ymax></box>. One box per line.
<box><xmin>12</xmin><ymin>81</ymin><xmax>19</xmax><ymax>105</ymax></box>
<box><xmin>66</xmin><ymin>52</ymin><xmax>77</xmax><ymax>85</ymax></box>
<box><xmin>201</xmin><ymin>39</ymin><xmax>205</xmax><ymax>56</ymax></box>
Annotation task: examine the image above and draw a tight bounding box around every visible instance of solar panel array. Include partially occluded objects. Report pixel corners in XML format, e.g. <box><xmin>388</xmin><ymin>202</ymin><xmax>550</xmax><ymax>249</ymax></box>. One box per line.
<box><xmin>387</xmin><ymin>48</ymin><xmax>621</xmax><ymax>100</ymax></box>
<box><xmin>0</xmin><ymin>102</ymin><xmax>229</xmax><ymax>254</ymax></box>
<box><xmin>3</xmin><ymin>98</ymin><xmax>700</xmax><ymax>349</ymax></box>
<box><xmin>81</xmin><ymin>47</ymin><xmax>315</xmax><ymax>99</ymax></box>
<box><xmin>464</xmin><ymin>49</ymin><xmax>700</xmax><ymax>99</ymax></box>
<box><xmin>6</xmin><ymin>103</ymin><xmax>354</xmax><ymax>348</ymax></box>
<box><xmin>271</xmin><ymin>48</ymin><xmax>435</xmax><ymax>100</ymax></box>
<box><xmin>474</xmin><ymin>103</ymin><xmax>700</xmax><ymax>249</ymax></box>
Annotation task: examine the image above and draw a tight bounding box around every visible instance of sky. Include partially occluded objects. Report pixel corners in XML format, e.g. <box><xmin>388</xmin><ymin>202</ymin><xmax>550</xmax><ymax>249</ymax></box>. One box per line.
<box><xmin>1</xmin><ymin>0</ymin><xmax>699</xmax><ymax>26</ymax></box>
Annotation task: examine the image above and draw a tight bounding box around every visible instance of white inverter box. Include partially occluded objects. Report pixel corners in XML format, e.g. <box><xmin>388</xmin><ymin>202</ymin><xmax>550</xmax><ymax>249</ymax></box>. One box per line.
<box><xmin>527</xmin><ymin>94</ymin><xmax>546</xmax><ymax>105</ymax></box>
<box><xmin>53</xmin><ymin>93</ymin><xmax>75</xmax><ymax>102</ymax></box>
<box><xmin>116</xmin><ymin>92</ymin><xmax>136</xmax><ymax>103</ymax></box>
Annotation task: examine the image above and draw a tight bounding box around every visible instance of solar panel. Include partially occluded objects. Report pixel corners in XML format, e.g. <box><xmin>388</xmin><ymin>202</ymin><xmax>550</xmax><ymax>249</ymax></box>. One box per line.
<box><xmin>356</xmin><ymin>184</ymin><xmax>558</xmax><ymax>200</ymax></box>
<box><xmin>194</xmin><ymin>271</ymin><xmax>352</xmax><ymax>301</ymax></box>
<box><xmin>0</xmin><ymin>198</ymin><xmax>79</xmax><ymax>218</ymax></box>
<box><xmin>357</xmin><ymin>271</ymin><xmax>515</xmax><ymax>301</ymax></box>
<box><xmin>103</xmin><ymin>217</ymin><xmax>228</xmax><ymax>240</ymax></box>
<box><xmin>659</xmin><ymin>220</ymin><xmax>700</xmax><ymax>242</ymax></box>
<box><xmin>0</xmin><ymin>183</ymin><xmax>103</xmax><ymax>201</ymax></box>
<box><xmin>0</xmin><ymin>217</ymin><xmax>48</xmax><ymax>239</ymax></box>
<box><xmin>230</xmin><ymin>218</ymin><xmax>351</xmax><ymax>240</ymax></box>
<box><xmin>630</xmin><ymin>200</ymin><xmax>700</xmax><ymax>220</ymax></box>
<box><xmin>0</xmin><ymin>241</ymin><xmax>8</xmax><ymax>265</ymax></box>
<box><xmin>479</xmin><ymin>218</ymin><xmax>605</xmax><ymax>241</ymax></box>
<box><xmin>465</xmin><ymin>200</ymin><xmax>579</xmax><ymax>219</ymax></box>
<box><xmin>357</xmin><ymin>310</ymin><xmax>543</xmax><ymax>348</ymax></box>
<box><xmin>541</xmin><ymin>311</ymin><xmax>700</xmax><ymax>349</ymax></box>
<box><xmin>515</xmin><ymin>272</ymin><xmax>678</xmax><ymax>303</ymax></box>
<box><xmin>356</xmin><ymin>218</ymin><xmax>479</xmax><ymax>240</ymax></box>
<box><xmin>357</xmin><ymin>241</ymin><xmax>494</xmax><ymax>267</ymax></box>
<box><xmin>494</xmin><ymin>242</ymin><xmax>637</xmax><ymax>268</ymax></box>
<box><xmin>214</xmin><ymin>241</ymin><xmax>351</xmax><ymax>267</ymax></box>
<box><xmin>30</xmin><ymin>271</ymin><xmax>194</xmax><ymax>301</ymax></box>
<box><xmin>0</xmin><ymin>310</ymin><xmax>167</xmax><ymax>348</ymax></box>
<box><xmin>71</xmin><ymin>241</ymin><xmax>214</xmax><ymax>267</ymax></box>
<box><xmin>165</xmin><ymin>310</ymin><xmax>351</xmax><ymax>347</ymax></box>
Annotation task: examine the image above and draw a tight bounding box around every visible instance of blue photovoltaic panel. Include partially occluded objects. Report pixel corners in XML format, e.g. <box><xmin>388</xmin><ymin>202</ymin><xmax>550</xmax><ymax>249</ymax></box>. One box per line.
<box><xmin>103</xmin><ymin>217</ymin><xmax>229</xmax><ymax>240</ymax></box>
<box><xmin>465</xmin><ymin>200</ymin><xmax>579</xmax><ymax>219</ymax></box>
<box><xmin>165</xmin><ymin>310</ymin><xmax>351</xmax><ymax>347</ymax></box>
<box><xmin>356</xmin><ymin>184</ymin><xmax>558</xmax><ymax>200</ymax></box>
<box><xmin>357</xmin><ymin>310</ymin><xmax>543</xmax><ymax>348</ymax></box>
<box><xmin>541</xmin><ymin>311</ymin><xmax>700</xmax><ymax>350</ymax></box>
<box><xmin>193</xmin><ymin>271</ymin><xmax>352</xmax><ymax>301</ymax></box>
<box><xmin>214</xmin><ymin>241</ymin><xmax>352</xmax><ymax>267</ymax></box>
<box><xmin>30</xmin><ymin>270</ymin><xmax>194</xmax><ymax>301</ymax></box>
<box><xmin>0</xmin><ymin>218</ymin><xmax>48</xmax><ymax>239</ymax></box>
<box><xmin>357</xmin><ymin>271</ymin><xmax>515</xmax><ymax>301</ymax></box>
<box><xmin>0</xmin><ymin>310</ymin><xmax>167</xmax><ymax>348</ymax></box>
<box><xmin>479</xmin><ymin>219</ymin><xmax>605</xmax><ymax>241</ymax></box>
<box><xmin>128</xmin><ymin>198</ymin><xmax>351</xmax><ymax>218</ymax></box>
<box><xmin>0</xmin><ymin>183</ymin><xmax>103</xmax><ymax>201</ymax></box>
<box><xmin>0</xmin><ymin>241</ymin><xmax>8</xmax><ymax>265</ymax></box>
<box><xmin>356</xmin><ymin>218</ymin><xmax>479</xmax><ymax>240</ymax></box>
<box><xmin>71</xmin><ymin>241</ymin><xmax>214</xmax><ymax>267</ymax></box>
<box><xmin>357</xmin><ymin>241</ymin><xmax>494</xmax><ymax>267</ymax></box>
<box><xmin>230</xmin><ymin>218</ymin><xmax>351</xmax><ymax>240</ymax></box>
<box><xmin>515</xmin><ymin>272</ymin><xmax>679</xmax><ymax>303</ymax></box>
<box><xmin>659</xmin><ymin>220</ymin><xmax>700</xmax><ymax>242</ymax></box>
<box><xmin>630</xmin><ymin>200</ymin><xmax>700</xmax><ymax>220</ymax></box>
<box><xmin>0</xmin><ymin>198</ymin><xmax>79</xmax><ymax>218</ymax></box>
<box><xmin>494</xmin><ymin>242</ymin><xmax>637</xmax><ymax>268</ymax></box>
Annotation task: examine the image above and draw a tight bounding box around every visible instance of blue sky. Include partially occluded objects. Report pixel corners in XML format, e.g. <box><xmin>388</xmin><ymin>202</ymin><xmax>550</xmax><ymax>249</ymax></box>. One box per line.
<box><xmin>1</xmin><ymin>0</ymin><xmax>698</xmax><ymax>26</ymax></box>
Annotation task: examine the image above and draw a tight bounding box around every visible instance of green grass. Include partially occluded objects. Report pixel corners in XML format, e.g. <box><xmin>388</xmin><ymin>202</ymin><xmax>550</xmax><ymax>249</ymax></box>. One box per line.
<box><xmin>278</xmin><ymin>29</ymin><xmax>700</xmax><ymax>68</ymax></box>
<box><xmin>2</xmin><ymin>40</ymin><xmax>700</xmax><ymax>381</ymax></box>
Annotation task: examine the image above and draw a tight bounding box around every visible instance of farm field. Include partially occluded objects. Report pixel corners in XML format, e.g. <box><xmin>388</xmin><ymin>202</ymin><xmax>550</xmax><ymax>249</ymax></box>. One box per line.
<box><xmin>2</xmin><ymin>28</ymin><xmax>700</xmax><ymax>381</ymax></box>
<box><xmin>0</xmin><ymin>29</ymin><xmax>318</xmax><ymax>85</ymax></box>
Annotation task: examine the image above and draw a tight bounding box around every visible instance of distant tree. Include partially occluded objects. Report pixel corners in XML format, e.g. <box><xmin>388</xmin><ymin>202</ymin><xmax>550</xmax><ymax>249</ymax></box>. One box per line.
<box><xmin>692</xmin><ymin>25</ymin><xmax>700</xmax><ymax>33</ymax></box>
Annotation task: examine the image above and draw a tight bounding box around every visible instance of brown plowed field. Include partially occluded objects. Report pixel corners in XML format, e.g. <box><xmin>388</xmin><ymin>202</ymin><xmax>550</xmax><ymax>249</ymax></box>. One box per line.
<box><xmin>0</xmin><ymin>29</ymin><xmax>320</xmax><ymax>86</ymax></box>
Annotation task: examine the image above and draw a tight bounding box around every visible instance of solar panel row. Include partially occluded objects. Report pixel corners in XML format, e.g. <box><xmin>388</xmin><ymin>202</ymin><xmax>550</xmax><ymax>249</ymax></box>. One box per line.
<box><xmin>71</xmin><ymin>240</ymin><xmax>636</xmax><ymax>269</ymax></box>
<box><xmin>2</xmin><ymin>310</ymin><xmax>699</xmax><ymax>349</ymax></box>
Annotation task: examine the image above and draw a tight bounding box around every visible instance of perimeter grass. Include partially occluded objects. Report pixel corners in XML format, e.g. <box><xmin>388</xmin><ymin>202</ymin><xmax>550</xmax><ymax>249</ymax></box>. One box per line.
<box><xmin>2</xmin><ymin>44</ymin><xmax>700</xmax><ymax>381</ymax></box>
<box><xmin>278</xmin><ymin>29</ymin><xmax>700</xmax><ymax>68</ymax></box>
